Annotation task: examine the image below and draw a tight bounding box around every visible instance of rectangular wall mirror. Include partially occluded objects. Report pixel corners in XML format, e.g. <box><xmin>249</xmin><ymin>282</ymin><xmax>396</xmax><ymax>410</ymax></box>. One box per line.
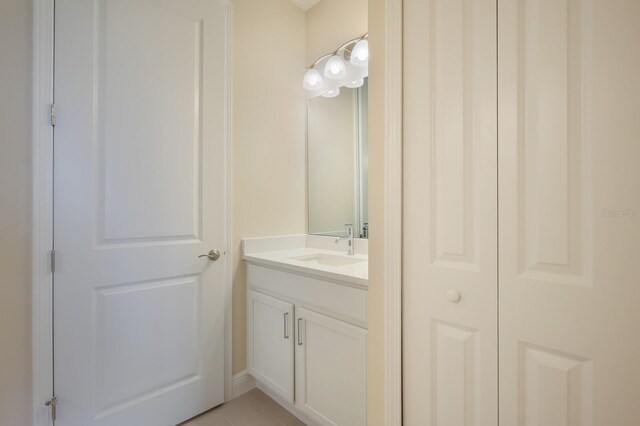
<box><xmin>307</xmin><ymin>78</ymin><xmax>368</xmax><ymax>238</ymax></box>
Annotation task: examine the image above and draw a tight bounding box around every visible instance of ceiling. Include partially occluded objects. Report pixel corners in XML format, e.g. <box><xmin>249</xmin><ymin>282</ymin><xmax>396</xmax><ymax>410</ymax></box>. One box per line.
<box><xmin>289</xmin><ymin>0</ymin><xmax>321</xmax><ymax>11</ymax></box>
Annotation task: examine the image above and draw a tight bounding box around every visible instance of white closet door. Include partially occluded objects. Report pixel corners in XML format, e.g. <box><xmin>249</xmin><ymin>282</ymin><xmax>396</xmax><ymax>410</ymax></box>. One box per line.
<box><xmin>403</xmin><ymin>0</ymin><xmax>498</xmax><ymax>424</ymax></box>
<box><xmin>498</xmin><ymin>0</ymin><xmax>640</xmax><ymax>424</ymax></box>
<box><xmin>53</xmin><ymin>0</ymin><xmax>230</xmax><ymax>424</ymax></box>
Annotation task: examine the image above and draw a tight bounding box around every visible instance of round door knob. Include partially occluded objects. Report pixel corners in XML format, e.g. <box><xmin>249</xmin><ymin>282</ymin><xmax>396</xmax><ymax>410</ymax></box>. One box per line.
<box><xmin>199</xmin><ymin>249</ymin><xmax>221</xmax><ymax>261</ymax></box>
<box><xmin>447</xmin><ymin>290</ymin><xmax>461</xmax><ymax>303</ymax></box>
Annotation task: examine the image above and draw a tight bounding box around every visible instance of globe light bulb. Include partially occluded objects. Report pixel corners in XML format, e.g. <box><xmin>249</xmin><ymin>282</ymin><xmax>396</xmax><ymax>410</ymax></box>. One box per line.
<box><xmin>303</xmin><ymin>68</ymin><xmax>323</xmax><ymax>90</ymax></box>
<box><xmin>324</xmin><ymin>55</ymin><xmax>346</xmax><ymax>79</ymax></box>
<box><xmin>350</xmin><ymin>39</ymin><xmax>368</xmax><ymax>67</ymax></box>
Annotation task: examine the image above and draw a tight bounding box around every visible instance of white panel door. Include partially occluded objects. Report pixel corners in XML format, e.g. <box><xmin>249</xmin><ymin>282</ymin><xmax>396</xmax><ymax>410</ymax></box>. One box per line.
<box><xmin>247</xmin><ymin>290</ymin><xmax>295</xmax><ymax>403</ymax></box>
<box><xmin>53</xmin><ymin>0</ymin><xmax>230</xmax><ymax>424</ymax></box>
<box><xmin>295</xmin><ymin>307</ymin><xmax>367</xmax><ymax>426</ymax></box>
<box><xmin>498</xmin><ymin>0</ymin><xmax>640</xmax><ymax>424</ymax></box>
<box><xmin>402</xmin><ymin>0</ymin><xmax>498</xmax><ymax>424</ymax></box>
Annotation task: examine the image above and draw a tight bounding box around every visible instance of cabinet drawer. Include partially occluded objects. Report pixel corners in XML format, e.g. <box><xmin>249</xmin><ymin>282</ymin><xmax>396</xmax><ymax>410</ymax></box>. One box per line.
<box><xmin>247</xmin><ymin>263</ymin><xmax>367</xmax><ymax>327</ymax></box>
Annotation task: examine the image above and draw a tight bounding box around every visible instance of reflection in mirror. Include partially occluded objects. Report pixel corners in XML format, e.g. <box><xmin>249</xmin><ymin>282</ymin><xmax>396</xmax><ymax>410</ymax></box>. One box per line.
<box><xmin>307</xmin><ymin>79</ymin><xmax>368</xmax><ymax>238</ymax></box>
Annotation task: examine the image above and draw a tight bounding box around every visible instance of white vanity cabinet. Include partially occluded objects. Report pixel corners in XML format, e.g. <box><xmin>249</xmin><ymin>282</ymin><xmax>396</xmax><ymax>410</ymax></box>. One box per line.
<box><xmin>295</xmin><ymin>307</ymin><xmax>367</xmax><ymax>426</ymax></box>
<box><xmin>245</xmin><ymin>262</ymin><xmax>367</xmax><ymax>426</ymax></box>
<box><xmin>247</xmin><ymin>290</ymin><xmax>295</xmax><ymax>403</ymax></box>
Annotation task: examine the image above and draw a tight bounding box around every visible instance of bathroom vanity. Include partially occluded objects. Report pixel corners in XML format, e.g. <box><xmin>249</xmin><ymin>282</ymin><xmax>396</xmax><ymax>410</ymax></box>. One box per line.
<box><xmin>243</xmin><ymin>235</ymin><xmax>368</xmax><ymax>426</ymax></box>
<box><xmin>242</xmin><ymin>65</ymin><xmax>370</xmax><ymax>426</ymax></box>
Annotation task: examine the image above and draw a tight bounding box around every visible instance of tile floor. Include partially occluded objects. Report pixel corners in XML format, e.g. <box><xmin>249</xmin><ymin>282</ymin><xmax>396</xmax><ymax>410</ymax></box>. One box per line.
<box><xmin>179</xmin><ymin>389</ymin><xmax>306</xmax><ymax>426</ymax></box>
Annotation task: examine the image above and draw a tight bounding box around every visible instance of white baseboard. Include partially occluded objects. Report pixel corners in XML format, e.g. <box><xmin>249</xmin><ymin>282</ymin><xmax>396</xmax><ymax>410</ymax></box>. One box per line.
<box><xmin>256</xmin><ymin>382</ymin><xmax>318</xmax><ymax>426</ymax></box>
<box><xmin>232</xmin><ymin>370</ymin><xmax>256</xmax><ymax>399</ymax></box>
<box><xmin>232</xmin><ymin>373</ymin><xmax>315</xmax><ymax>425</ymax></box>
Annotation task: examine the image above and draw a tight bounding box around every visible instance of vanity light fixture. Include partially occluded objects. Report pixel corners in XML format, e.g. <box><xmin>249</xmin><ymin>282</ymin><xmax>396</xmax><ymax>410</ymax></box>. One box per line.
<box><xmin>303</xmin><ymin>68</ymin><xmax>323</xmax><ymax>90</ymax></box>
<box><xmin>303</xmin><ymin>33</ymin><xmax>368</xmax><ymax>95</ymax></box>
<box><xmin>350</xmin><ymin>39</ymin><xmax>368</xmax><ymax>67</ymax></box>
<box><xmin>322</xmin><ymin>88</ymin><xmax>340</xmax><ymax>98</ymax></box>
<box><xmin>345</xmin><ymin>78</ymin><xmax>364</xmax><ymax>88</ymax></box>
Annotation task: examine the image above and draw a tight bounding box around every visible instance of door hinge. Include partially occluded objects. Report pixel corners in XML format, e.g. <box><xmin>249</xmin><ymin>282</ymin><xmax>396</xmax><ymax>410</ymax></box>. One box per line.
<box><xmin>45</xmin><ymin>396</ymin><xmax>57</xmax><ymax>422</ymax></box>
<box><xmin>50</xmin><ymin>103</ymin><xmax>56</xmax><ymax>127</ymax></box>
<box><xmin>50</xmin><ymin>250</ymin><xmax>56</xmax><ymax>273</ymax></box>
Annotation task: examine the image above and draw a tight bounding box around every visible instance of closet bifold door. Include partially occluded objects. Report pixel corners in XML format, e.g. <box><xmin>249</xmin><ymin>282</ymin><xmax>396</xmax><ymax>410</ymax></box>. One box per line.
<box><xmin>402</xmin><ymin>0</ymin><xmax>498</xmax><ymax>424</ymax></box>
<box><xmin>498</xmin><ymin>0</ymin><xmax>640</xmax><ymax>425</ymax></box>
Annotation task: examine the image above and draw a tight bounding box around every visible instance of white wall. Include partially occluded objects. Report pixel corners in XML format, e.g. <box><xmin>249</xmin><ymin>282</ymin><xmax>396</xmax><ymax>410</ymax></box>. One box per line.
<box><xmin>232</xmin><ymin>0</ymin><xmax>308</xmax><ymax>374</ymax></box>
<box><xmin>0</xmin><ymin>0</ymin><xmax>33</xmax><ymax>424</ymax></box>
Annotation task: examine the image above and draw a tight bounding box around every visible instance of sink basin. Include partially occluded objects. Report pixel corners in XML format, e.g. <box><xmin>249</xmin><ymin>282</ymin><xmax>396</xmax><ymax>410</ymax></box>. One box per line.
<box><xmin>289</xmin><ymin>253</ymin><xmax>366</xmax><ymax>267</ymax></box>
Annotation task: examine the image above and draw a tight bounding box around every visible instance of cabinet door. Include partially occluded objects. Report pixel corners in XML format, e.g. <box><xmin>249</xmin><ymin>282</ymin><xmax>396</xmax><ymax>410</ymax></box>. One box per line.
<box><xmin>498</xmin><ymin>0</ymin><xmax>640</xmax><ymax>424</ymax></box>
<box><xmin>247</xmin><ymin>290</ymin><xmax>294</xmax><ymax>403</ymax></box>
<box><xmin>403</xmin><ymin>0</ymin><xmax>498</xmax><ymax>424</ymax></box>
<box><xmin>295</xmin><ymin>307</ymin><xmax>367</xmax><ymax>426</ymax></box>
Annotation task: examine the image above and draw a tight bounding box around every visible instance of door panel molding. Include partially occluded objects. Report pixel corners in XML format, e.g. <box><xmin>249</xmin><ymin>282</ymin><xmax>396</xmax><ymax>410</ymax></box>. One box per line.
<box><xmin>94</xmin><ymin>0</ymin><xmax>206</xmax><ymax>245</ymax></box>
<box><xmin>432</xmin><ymin>320</ymin><xmax>480</xmax><ymax>426</ymax></box>
<box><xmin>515</xmin><ymin>0</ymin><xmax>593</xmax><ymax>287</ymax></box>
<box><xmin>429</xmin><ymin>0</ymin><xmax>478</xmax><ymax>270</ymax></box>
<box><xmin>519</xmin><ymin>342</ymin><xmax>592</xmax><ymax>426</ymax></box>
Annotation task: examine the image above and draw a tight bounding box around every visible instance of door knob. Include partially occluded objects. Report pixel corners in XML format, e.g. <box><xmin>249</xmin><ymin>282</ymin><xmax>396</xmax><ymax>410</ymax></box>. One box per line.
<box><xmin>447</xmin><ymin>290</ymin><xmax>461</xmax><ymax>303</ymax></box>
<box><xmin>199</xmin><ymin>249</ymin><xmax>221</xmax><ymax>261</ymax></box>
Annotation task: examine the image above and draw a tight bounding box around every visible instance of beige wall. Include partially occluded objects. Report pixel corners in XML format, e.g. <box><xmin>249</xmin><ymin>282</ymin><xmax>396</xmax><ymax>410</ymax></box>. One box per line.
<box><xmin>232</xmin><ymin>0</ymin><xmax>308</xmax><ymax>374</ymax></box>
<box><xmin>366</xmin><ymin>0</ymin><xmax>386</xmax><ymax>422</ymax></box>
<box><xmin>0</xmin><ymin>0</ymin><xmax>33</xmax><ymax>424</ymax></box>
<box><xmin>306</xmin><ymin>0</ymin><xmax>368</xmax><ymax>64</ymax></box>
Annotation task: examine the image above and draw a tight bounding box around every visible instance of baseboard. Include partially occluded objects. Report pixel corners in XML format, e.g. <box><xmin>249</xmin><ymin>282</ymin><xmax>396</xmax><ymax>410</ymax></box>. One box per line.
<box><xmin>232</xmin><ymin>370</ymin><xmax>256</xmax><ymax>399</ymax></box>
<box><xmin>255</xmin><ymin>381</ymin><xmax>318</xmax><ymax>426</ymax></box>
<box><xmin>232</xmin><ymin>373</ymin><xmax>316</xmax><ymax>425</ymax></box>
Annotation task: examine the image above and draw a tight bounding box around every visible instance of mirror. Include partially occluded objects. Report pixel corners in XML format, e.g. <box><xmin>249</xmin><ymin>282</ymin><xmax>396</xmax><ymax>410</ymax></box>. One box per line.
<box><xmin>307</xmin><ymin>79</ymin><xmax>368</xmax><ymax>238</ymax></box>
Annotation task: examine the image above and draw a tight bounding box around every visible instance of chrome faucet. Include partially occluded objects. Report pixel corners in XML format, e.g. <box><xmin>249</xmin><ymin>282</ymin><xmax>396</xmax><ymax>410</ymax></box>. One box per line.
<box><xmin>335</xmin><ymin>223</ymin><xmax>355</xmax><ymax>256</ymax></box>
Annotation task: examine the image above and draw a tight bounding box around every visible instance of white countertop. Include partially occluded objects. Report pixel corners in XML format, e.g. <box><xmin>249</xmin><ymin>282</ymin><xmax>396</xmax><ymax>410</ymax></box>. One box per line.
<box><xmin>241</xmin><ymin>235</ymin><xmax>369</xmax><ymax>288</ymax></box>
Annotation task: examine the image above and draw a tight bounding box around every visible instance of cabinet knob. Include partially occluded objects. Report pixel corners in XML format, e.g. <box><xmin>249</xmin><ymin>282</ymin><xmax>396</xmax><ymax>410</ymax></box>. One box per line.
<box><xmin>447</xmin><ymin>290</ymin><xmax>461</xmax><ymax>303</ymax></box>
